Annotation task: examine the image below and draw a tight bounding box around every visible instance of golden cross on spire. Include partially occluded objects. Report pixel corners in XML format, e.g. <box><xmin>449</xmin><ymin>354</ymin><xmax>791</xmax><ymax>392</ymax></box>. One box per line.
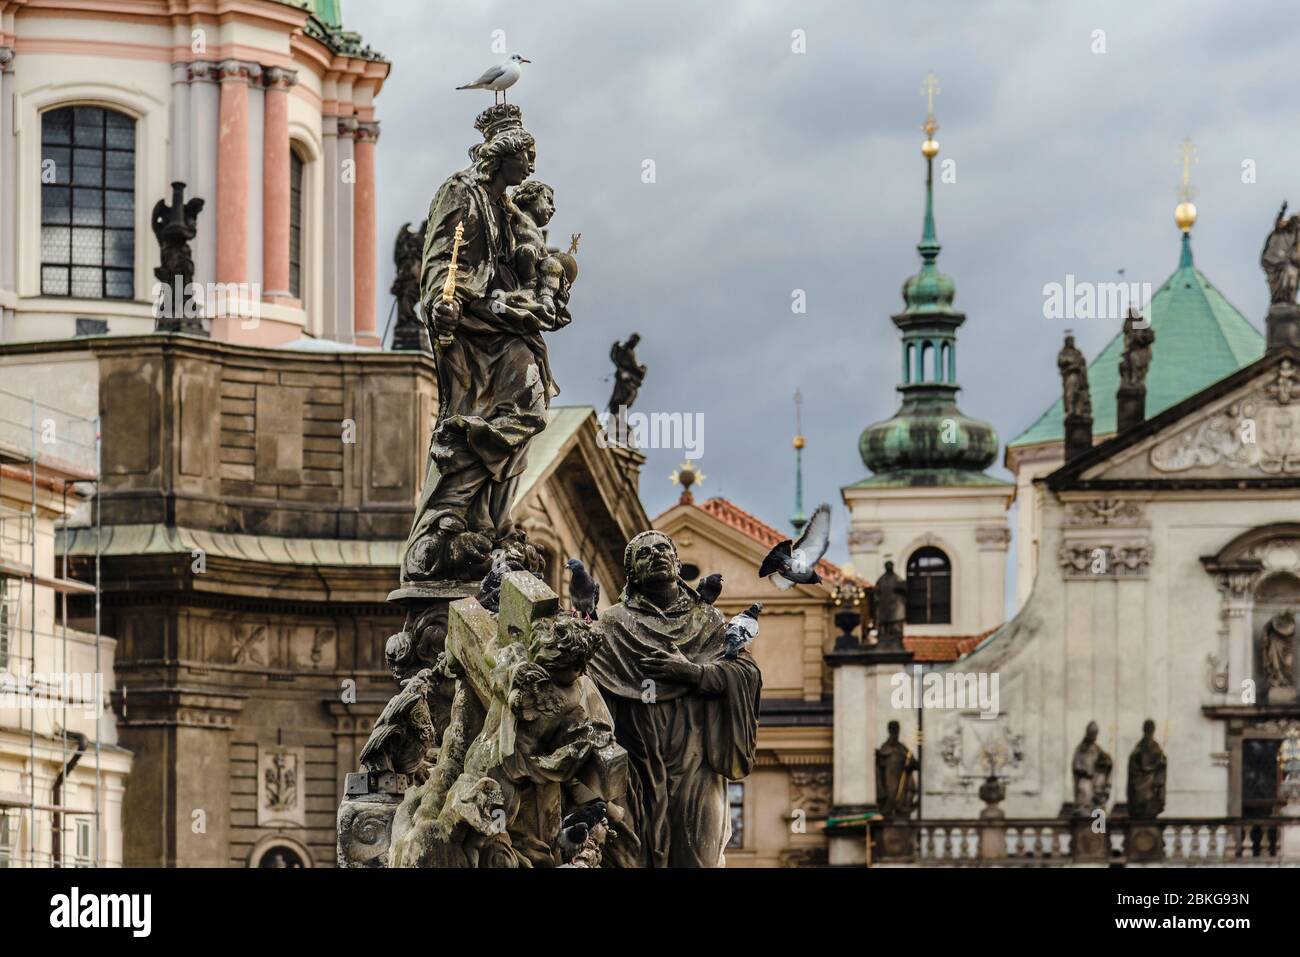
<box><xmin>1177</xmin><ymin>137</ymin><xmax>1198</xmax><ymax>202</ymax></box>
<box><xmin>921</xmin><ymin>71</ymin><xmax>941</xmax><ymax>137</ymax></box>
<box><xmin>567</xmin><ymin>232</ymin><xmax>581</xmax><ymax>255</ymax></box>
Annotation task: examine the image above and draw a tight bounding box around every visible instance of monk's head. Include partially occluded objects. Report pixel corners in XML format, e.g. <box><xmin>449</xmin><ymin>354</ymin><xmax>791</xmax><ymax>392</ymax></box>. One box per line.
<box><xmin>624</xmin><ymin>530</ymin><xmax>680</xmax><ymax>593</ymax></box>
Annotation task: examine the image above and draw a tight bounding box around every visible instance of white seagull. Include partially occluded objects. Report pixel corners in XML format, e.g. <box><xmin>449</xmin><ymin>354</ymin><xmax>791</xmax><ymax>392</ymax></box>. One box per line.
<box><xmin>456</xmin><ymin>53</ymin><xmax>531</xmax><ymax>105</ymax></box>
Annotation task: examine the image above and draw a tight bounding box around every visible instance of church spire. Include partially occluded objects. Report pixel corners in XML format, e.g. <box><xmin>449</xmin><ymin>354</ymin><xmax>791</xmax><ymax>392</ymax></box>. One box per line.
<box><xmin>791</xmin><ymin>389</ymin><xmax>807</xmax><ymax>533</ymax></box>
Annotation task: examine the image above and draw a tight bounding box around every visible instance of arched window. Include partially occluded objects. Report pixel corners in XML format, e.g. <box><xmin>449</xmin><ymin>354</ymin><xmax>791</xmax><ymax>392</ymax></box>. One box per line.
<box><xmin>40</xmin><ymin>106</ymin><xmax>136</xmax><ymax>299</ymax></box>
<box><xmin>289</xmin><ymin>148</ymin><xmax>305</xmax><ymax>298</ymax></box>
<box><xmin>906</xmin><ymin>547</ymin><xmax>951</xmax><ymax>624</ymax></box>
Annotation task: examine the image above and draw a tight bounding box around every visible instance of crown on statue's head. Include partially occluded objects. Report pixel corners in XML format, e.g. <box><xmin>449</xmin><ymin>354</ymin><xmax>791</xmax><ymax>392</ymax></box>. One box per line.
<box><xmin>475</xmin><ymin>103</ymin><xmax>525</xmax><ymax>141</ymax></box>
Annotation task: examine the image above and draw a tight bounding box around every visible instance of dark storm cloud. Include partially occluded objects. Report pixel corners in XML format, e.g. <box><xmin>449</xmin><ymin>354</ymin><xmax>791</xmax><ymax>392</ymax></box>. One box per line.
<box><xmin>346</xmin><ymin>0</ymin><xmax>1294</xmax><ymax>570</ymax></box>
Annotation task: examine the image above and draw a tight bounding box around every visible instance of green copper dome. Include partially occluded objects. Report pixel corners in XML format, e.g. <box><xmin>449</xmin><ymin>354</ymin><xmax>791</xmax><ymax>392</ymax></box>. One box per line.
<box><xmin>857</xmin><ymin>147</ymin><xmax>1002</xmax><ymax>482</ymax></box>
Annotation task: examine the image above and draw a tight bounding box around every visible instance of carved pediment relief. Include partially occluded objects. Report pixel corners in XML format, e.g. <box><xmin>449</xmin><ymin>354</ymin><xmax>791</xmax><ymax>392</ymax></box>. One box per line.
<box><xmin>1149</xmin><ymin>360</ymin><xmax>1300</xmax><ymax>477</ymax></box>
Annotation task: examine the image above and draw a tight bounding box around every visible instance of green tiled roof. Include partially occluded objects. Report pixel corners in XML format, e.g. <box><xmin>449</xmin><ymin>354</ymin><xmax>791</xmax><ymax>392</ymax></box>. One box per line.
<box><xmin>1009</xmin><ymin>234</ymin><xmax>1264</xmax><ymax>450</ymax></box>
<box><xmin>309</xmin><ymin>0</ymin><xmax>342</xmax><ymax>28</ymax></box>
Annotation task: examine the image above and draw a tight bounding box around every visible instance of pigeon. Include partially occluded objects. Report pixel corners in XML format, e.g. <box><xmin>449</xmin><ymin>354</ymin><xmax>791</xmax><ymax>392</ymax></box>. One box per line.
<box><xmin>456</xmin><ymin>53</ymin><xmax>530</xmax><ymax>105</ymax></box>
<box><xmin>758</xmin><ymin>503</ymin><xmax>831</xmax><ymax>590</ymax></box>
<box><xmin>724</xmin><ymin>603</ymin><xmax>763</xmax><ymax>659</ymax></box>
<box><xmin>697</xmin><ymin>573</ymin><xmax>723</xmax><ymax>605</ymax></box>
<box><xmin>556</xmin><ymin>800</ymin><xmax>608</xmax><ymax>864</ymax></box>
<box><xmin>566</xmin><ymin>557</ymin><xmax>600</xmax><ymax>622</ymax></box>
<box><xmin>476</xmin><ymin>553</ymin><xmax>525</xmax><ymax>614</ymax></box>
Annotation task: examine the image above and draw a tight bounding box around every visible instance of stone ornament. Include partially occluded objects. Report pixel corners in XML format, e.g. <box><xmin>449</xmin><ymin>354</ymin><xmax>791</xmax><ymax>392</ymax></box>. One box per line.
<box><xmin>1151</xmin><ymin>361</ymin><xmax>1300</xmax><ymax>475</ymax></box>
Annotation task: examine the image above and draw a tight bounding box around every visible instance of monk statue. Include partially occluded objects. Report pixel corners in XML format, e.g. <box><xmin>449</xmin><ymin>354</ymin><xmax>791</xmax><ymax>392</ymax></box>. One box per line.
<box><xmin>1071</xmin><ymin>720</ymin><xmax>1113</xmax><ymax>814</ymax></box>
<box><xmin>403</xmin><ymin>104</ymin><xmax>575</xmax><ymax>585</ymax></box>
<box><xmin>875</xmin><ymin>720</ymin><xmax>918</xmax><ymax>818</ymax></box>
<box><xmin>1126</xmin><ymin>719</ymin><xmax>1167</xmax><ymax>819</ymax></box>
<box><xmin>1261</xmin><ymin>201</ymin><xmax>1300</xmax><ymax>305</ymax></box>
<box><xmin>871</xmin><ymin>560</ymin><xmax>908</xmax><ymax>648</ymax></box>
<box><xmin>588</xmin><ymin>530</ymin><xmax>762</xmax><ymax>867</ymax></box>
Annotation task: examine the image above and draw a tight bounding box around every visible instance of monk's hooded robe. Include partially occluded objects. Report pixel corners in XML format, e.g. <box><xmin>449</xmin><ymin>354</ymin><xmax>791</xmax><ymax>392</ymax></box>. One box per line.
<box><xmin>589</xmin><ymin>586</ymin><xmax>761</xmax><ymax>867</ymax></box>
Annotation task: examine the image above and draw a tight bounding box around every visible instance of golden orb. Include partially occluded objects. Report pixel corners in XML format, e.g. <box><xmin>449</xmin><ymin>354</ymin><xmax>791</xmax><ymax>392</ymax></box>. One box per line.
<box><xmin>1174</xmin><ymin>201</ymin><xmax>1197</xmax><ymax>232</ymax></box>
<box><xmin>793</xmin><ymin>435</ymin><xmax>806</xmax><ymax>450</ymax></box>
<box><xmin>921</xmin><ymin>138</ymin><xmax>940</xmax><ymax>158</ymax></box>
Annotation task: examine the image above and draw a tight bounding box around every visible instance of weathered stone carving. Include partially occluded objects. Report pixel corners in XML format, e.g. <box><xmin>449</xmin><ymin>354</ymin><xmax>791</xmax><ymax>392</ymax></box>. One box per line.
<box><xmin>847</xmin><ymin>527</ymin><xmax>884</xmax><ymax>551</ymax></box>
<box><xmin>975</xmin><ymin>526</ymin><xmax>1011</xmax><ymax>549</ymax></box>
<box><xmin>871</xmin><ymin>560</ymin><xmax>908</xmax><ymax>648</ymax></box>
<box><xmin>1151</xmin><ymin>362</ymin><xmax>1300</xmax><ymax>475</ymax></box>
<box><xmin>1262</xmin><ymin>201</ymin><xmax>1300</xmax><ymax>305</ymax></box>
<box><xmin>390</xmin><ymin>219</ymin><xmax>429</xmax><ymax>351</ymax></box>
<box><xmin>1058</xmin><ymin>540</ymin><xmax>1153</xmax><ymax>578</ymax></box>
<box><xmin>588</xmin><ymin>530</ymin><xmax>762</xmax><ymax>867</ymax></box>
<box><xmin>356</xmin><ymin>572</ymin><xmax>629</xmax><ymax>868</ymax></box>
<box><xmin>1126</xmin><ymin>719</ymin><xmax>1167</xmax><ymax>819</ymax></box>
<box><xmin>1071</xmin><ymin>721</ymin><xmax>1112</xmax><ymax>815</ymax></box>
<box><xmin>1117</xmin><ymin>310</ymin><xmax>1155</xmax><ymax>432</ymax></box>
<box><xmin>875</xmin><ymin>720</ymin><xmax>918</xmax><ymax>818</ymax></box>
<box><xmin>1065</xmin><ymin>499</ymin><xmax>1144</xmax><ymax>527</ymax></box>
<box><xmin>789</xmin><ymin>767</ymin><xmax>832</xmax><ymax>819</ymax></box>
<box><xmin>401</xmin><ymin>103</ymin><xmax>576</xmax><ymax>586</ymax></box>
<box><xmin>151</xmin><ymin>181</ymin><xmax>206</xmax><ymax>334</ymax></box>
<box><xmin>1059</xmin><ymin>333</ymin><xmax>1092</xmax><ymax>460</ymax></box>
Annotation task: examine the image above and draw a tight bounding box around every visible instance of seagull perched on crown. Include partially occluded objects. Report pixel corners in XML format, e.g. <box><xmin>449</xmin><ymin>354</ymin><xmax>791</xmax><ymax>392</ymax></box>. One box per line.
<box><xmin>457</xmin><ymin>53</ymin><xmax>531</xmax><ymax>105</ymax></box>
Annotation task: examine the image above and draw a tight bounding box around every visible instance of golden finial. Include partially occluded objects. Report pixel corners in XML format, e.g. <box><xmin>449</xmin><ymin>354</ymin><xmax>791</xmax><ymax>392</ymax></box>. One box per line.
<box><xmin>669</xmin><ymin>460</ymin><xmax>704</xmax><ymax>505</ymax></box>
<box><xmin>1175</xmin><ymin>137</ymin><xmax>1198</xmax><ymax>232</ymax></box>
<box><xmin>568</xmin><ymin>232</ymin><xmax>581</xmax><ymax>255</ymax></box>
<box><xmin>920</xmin><ymin>71</ymin><xmax>940</xmax><ymax>158</ymax></box>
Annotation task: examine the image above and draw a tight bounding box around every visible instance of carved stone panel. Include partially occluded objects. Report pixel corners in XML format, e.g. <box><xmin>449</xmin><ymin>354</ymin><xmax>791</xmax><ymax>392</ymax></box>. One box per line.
<box><xmin>258</xmin><ymin>745</ymin><xmax>306</xmax><ymax>827</ymax></box>
<box><xmin>788</xmin><ymin>767</ymin><xmax>832</xmax><ymax>818</ymax></box>
<box><xmin>255</xmin><ymin>384</ymin><xmax>305</xmax><ymax>484</ymax></box>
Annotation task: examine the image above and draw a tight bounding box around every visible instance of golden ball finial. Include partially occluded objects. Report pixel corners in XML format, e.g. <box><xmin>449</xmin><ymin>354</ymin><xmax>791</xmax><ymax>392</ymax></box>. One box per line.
<box><xmin>921</xmin><ymin>138</ymin><xmax>939</xmax><ymax>159</ymax></box>
<box><xmin>793</xmin><ymin>434</ymin><xmax>806</xmax><ymax>450</ymax></box>
<box><xmin>1175</xmin><ymin>201</ymin><xmax>1197</xmax><ymax>232</ymax></box>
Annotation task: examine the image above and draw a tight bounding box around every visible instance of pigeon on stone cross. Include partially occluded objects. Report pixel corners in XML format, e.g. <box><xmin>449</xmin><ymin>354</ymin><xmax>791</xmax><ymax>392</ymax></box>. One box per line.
<box><xmin>456</xmin><ymin>53</ymin><xmax>530</xmax><ymax>105</ymax></box>
<box><xmin>566</xmin><ymin>557</ymin><xmax>600</xmax><ymax>621</ymax></box>
<box><xmin>696</xmin><ymin>573</ymin><xmax>723</xmax><ymax>605</ymax></box>
<box><xmin>723</xmin><ymin>603</ymin><xmax>763</xmax><ymax>659</ymax></box>
<box><xmin>758</xmin><ymin>502</ymin><xmax>832</xmax><ymax>589</ymax></box>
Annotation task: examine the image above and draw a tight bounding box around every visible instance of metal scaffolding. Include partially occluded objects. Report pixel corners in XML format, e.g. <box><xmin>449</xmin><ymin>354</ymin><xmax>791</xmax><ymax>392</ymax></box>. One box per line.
<box><xmin>0</xmin><ymin>384</ymin><xmax>103</xmax><ymax>867</ymax></box>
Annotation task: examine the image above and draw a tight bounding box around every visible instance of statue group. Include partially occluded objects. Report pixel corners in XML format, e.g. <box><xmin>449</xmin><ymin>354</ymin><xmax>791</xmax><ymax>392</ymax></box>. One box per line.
<box><xmin>338</xmin><ymin>103</ymin><xmax>761</xmax><ymax>868</ymax></box>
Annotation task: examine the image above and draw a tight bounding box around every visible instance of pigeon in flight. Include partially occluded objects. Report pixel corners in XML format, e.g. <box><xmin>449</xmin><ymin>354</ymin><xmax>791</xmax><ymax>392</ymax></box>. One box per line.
<box><xmin>697</xmin><ymin>573</ymin><xmax>723</xmax><ymax>605</ymax></box>
<box><xmin>456</xmin><ymin>53</ymin><xmax>530</xmax><ymax>105</ymax></box>
<box><xmin>566</xmin><ymin>558</ymin><xmax>600</xmax><ymax>622</ymax></box>
<box><xmin>723</xmin><ymin>603</ymin><xmax>763</xmax><ymax>659</ymax></box>
<box><xmin>758</xmin><ymin>503</ymin><xmax>832</xmax><ymax>590</ymax></box>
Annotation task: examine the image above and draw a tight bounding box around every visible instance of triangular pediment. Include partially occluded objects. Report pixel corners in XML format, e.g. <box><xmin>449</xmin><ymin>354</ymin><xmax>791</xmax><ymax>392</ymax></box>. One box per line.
<box><xmin>1048</xmin><ymin>351</ymin><xmax>1300</xmax><ymax>489</ymax></box>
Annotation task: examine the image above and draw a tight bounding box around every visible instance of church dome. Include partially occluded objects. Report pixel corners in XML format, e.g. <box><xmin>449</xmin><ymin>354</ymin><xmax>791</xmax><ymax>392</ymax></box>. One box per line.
<box><xmin>860</xmin><ymin>406</ymin><xmax>998</xmax><ymax>474</ymax></box>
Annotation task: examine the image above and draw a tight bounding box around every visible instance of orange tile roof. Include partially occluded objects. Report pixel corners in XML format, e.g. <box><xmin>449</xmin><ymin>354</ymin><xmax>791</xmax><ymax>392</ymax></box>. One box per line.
<box><xmin>903</xmin><ymin>628</ymin><xmax>997</xmax><ymax>663</ymax></box>
<box><xmin>693</xmin><ymin>496</ymin><xmax>861</xmax><ymax>583</ymax></box>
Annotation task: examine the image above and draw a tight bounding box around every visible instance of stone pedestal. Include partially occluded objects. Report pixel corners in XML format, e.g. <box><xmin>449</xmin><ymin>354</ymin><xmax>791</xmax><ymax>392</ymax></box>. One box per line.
<box><xmin>1070</xmin><ymin>817</ymin><xmax>1109</xmax><ymax>863</ymax></box>
<box><xmin>1126</xmin><ymin>822</ymin><xmax>1165</xmax><ymax>862</ymax></box>
<box><xmin>824</xmin><ymin>644</ymin><xmax>915</xmax><ymax>866</ymax></box>
<box><xmin>873</xmin><ymin>822</ymin><xmax>916</xmax><ymax>863</ymax></box>
<box><xmin>1115</xmin><ymin>385</ymin><xmax>1146</xmax><ymax>434</ymax></box>
<box><xmin>337</xmin><ymin>771</ymin><xmax>407</xmax><ymax>867</ymax></box>
<box><xmin>1266</xmin><ymin>303</ymin><xmax>1300</xmax><ymax>352</ymax></box>
<box><xmin>1063</xmin><ymin>412</ymin><xmax>1093</xmax><ymax>461</ymax></box>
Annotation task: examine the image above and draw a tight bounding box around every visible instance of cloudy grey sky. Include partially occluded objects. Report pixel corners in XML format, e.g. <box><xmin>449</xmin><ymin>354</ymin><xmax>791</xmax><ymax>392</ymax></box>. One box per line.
<box><xmin>346</xmin><ymin>0</ymin><xmax>1291</xmax><ymax>569</ymax></box>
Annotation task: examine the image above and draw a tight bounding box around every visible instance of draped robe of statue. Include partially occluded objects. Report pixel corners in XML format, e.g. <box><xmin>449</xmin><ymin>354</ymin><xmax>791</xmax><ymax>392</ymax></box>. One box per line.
<box><xmin>588</xmin><ymin>588</ymin><xmax>762</xmax><ymax>867</ymax></box>
<box><xmin>404</xmin><ymin>166</ymin><xmax>569</xmax><ymax>582</ymax></box>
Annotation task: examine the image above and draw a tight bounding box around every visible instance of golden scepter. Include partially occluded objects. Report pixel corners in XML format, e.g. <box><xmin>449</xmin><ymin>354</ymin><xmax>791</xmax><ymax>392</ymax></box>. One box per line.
<box><xmin>436</xmin><ymin>221</ymin><xmax>464</xmax><ymax>346</ymax></box>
